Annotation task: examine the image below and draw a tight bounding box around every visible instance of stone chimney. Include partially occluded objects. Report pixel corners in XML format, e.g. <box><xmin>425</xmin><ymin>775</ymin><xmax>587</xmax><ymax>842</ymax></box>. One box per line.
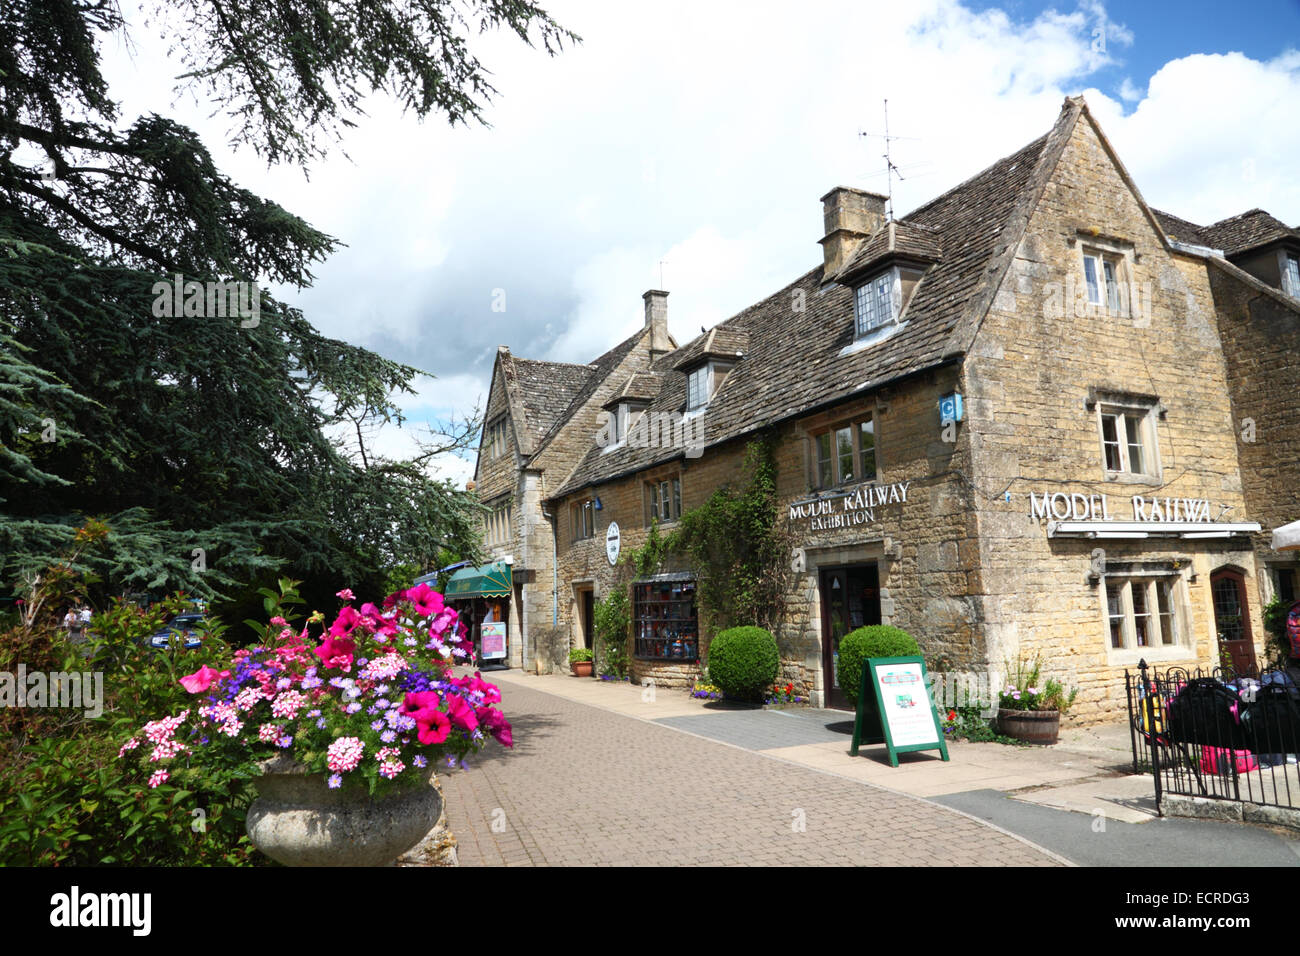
<box><xmin>819</xmin><ymin>187</ymin><xmax>887</xmax><ymax>277</ymax></box>
<box><xmin>643</xmin><ymin>289</ymin><xmax>673</xmax><ymax>358</ymax></box>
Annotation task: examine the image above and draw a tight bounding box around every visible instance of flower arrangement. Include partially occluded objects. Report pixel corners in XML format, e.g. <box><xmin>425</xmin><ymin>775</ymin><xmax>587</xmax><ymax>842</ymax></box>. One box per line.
<box><xmin>690</xmin><ymin>681</ymin><xmax>723</xmax><ymax>700</ymax></box>
<box><xmin>119</xmin><ymin>580</ymin><xmax>513</xmax><ymax>795</ymax></box>
<box><xmin>998</xmin><ymin>653</ymin><xmax>1078</xmax><ymax>714</ymax></box>
<box><xmin>765</xmin><ymin>682</ymin><xmax>807</xmax><ymax>705</ymax></box>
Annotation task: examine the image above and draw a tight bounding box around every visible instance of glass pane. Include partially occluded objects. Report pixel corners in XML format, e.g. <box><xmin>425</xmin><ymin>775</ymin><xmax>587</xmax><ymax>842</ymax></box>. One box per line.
<box><xmin>1285</xmin><ymin>256</ymin><xmax>1300</xmax><ymax>297</ymax></box>
<box><xmin>648</xmin><ymin>485</ymin><xmax>658</xmax><ymax>522</ymax></box>
<box><xmin>1104</xmin><ymin>260</ymin><xmax>1119</xmax><ymax>313</ymax></box>
<box><xmin>1101</xmin><ymin>414</ymin><xmax>1121</xmax><ymax>471</ymax></box>
<box><xmin>1157</xmin><ymin>580</ymin><xmax>1176</xmax><ymax>645</ymax></box>
<box><xmin>672</xmin><ymin>478</ymin><xmax>681</xmax><ymax>518</ymax></box>
<box><xmin>1107</xmin><ymin>583</ymin><xmax>1125</xmax><ymax>649</ymax></box>
<box><xmin>816</xmin><ymin>432</ymin><xmax>833</xmax><ymax>487</ymax></box>
<box><xmin>1084</xmin><ymin>256</ymin><xmax>1101</xmax><ymax>304</ymax></box>
<box><xmin>836</xmin><ymin>426</ymin><xmax>854</xmax><ymax>484</ymax></box>
<box><xmin>1125</xmin><ymin>414</ymin><xmax>1145</xmax><ymax>474</ymax></box>
<box><xmin>859</xmin><ymin>418</ymin><xmax>876</xmax><ymax>480</ymax></box>
<box><xmin>660</xmin><ymin>481</ymin><xmax>670</xmax><ymax>518</ymax></box>
<box><xmin>1132</xmin><ymin>581</ymin><xmax>1150</xmax><ymax>647</ymax></box>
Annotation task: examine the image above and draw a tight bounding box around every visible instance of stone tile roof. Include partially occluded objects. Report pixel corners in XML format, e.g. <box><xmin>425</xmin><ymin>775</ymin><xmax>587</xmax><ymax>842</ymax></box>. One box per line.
<box><xmin>1152</xmin><ymin>207</ymin><xmax>1300</xmax><ymax>256</ymax></box>
<box><xmin>547</xmin><ymin>104</ymin><xmax>1075</xmax><ymax>500</ymax></box>
<box><xmin>525</xmin><ymin>327</ymin><xmax>648</xmax><ymax>461</ymax></box>
<box><xmin>670</xmin><ymin>325</ymin><xmax>750</xmax><ymax>370</ymax></box>
<box><xmin>505</xmin><ymin>356</ymin><xmax>592</xmax><ymax>454</ymax></box>
<box><xmin>835</xmin><ymin>219</ymin><xmax>944</xmax><ymax>283</ymax></box>
<box><xmin>603</xmin><ymin>370</ymin><xmax>663</xmax><ymax>407</ymax></box>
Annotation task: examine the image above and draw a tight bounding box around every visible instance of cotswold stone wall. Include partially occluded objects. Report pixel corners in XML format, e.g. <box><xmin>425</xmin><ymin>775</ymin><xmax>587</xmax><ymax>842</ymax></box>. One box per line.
<box><xmin>965</xmin><ymin>113</ymin><xmax>1263</xmax><ymax>724</ymax></box>
<box><xmin>1206</xmin><ymin>266</ymin><xmax>1300</xmax><ymax>608</ymax></box>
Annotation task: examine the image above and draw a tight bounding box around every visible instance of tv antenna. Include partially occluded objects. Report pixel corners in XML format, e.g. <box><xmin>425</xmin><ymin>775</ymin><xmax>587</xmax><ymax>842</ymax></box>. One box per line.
<box><xmin>859</xmin><ymin>99</ymin><xmax>917</xmax><ymax>221</ymax></box>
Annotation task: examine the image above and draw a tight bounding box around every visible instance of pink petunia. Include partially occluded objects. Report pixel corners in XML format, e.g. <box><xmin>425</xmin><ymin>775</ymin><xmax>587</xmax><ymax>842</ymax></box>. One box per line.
<box><xmin>476</xmin><ymin>706</ymin><xmax>513</xmax><ymax>748</ymax></box>
<box><xmin>336</xmin><ymin>588</ymin><xmax>355</xmax><ymax>601</ymax></box>
<box><xmin>404</xmin><ymin>583</ymin><xmax>445</xmax><ymax>619</ymax></box>
<box><xmin>415</xmin><ymin>709</ymin><xmax>451</xmax><ymax>745</ymax></box>
<box><xmin>315</xmin><ymin>633</ymin><xmax>356</xmax><ymax>671</ymax></box>
<box><xmin>179</xmin><ymin>665</ymin><xmax>228</xmax><ymax>695</ymax></box>
<box><xmin>445</xmin><ymin>694</ymin><xmax>479</xmax><ymax>732</ymax></box>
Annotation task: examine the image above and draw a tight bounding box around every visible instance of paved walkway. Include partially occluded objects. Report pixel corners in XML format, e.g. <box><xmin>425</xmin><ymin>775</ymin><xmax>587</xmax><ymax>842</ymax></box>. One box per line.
<box><xmin>438</xmin><ymin>675</ymin><xmax>1063</xmax><ymax>866</ymax></box>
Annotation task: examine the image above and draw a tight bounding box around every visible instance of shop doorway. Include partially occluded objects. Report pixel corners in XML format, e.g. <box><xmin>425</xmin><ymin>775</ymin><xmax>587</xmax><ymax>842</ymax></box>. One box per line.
<box><xmin>1211</xmin><ymin>568</ymin><xmax>1257</xmax><ymax>677</ymax></box>
<box><xmin>819</xmin><ymin>564</ymin><xmax>881</xmax><ymax>710</ymax></box>
<box><xmin>580</xmin><ymin>589</ymin><xmax>595</xmax><ymax>651</ymax></box>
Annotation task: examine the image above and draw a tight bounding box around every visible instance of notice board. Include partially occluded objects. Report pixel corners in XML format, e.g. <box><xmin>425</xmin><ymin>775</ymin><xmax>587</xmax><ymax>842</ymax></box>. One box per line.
<box><xmin>850</xmin><ymin>655</ymin><xmax>949</xmax><ymax>767</ymax></box>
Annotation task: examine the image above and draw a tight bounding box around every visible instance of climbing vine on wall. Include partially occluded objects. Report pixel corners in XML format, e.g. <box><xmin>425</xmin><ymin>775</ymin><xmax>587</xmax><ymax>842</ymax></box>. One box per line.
<box><xmin>668</xmin><ymin>434</ymin><xmax>795</xmax><ymax>635</ymax></box>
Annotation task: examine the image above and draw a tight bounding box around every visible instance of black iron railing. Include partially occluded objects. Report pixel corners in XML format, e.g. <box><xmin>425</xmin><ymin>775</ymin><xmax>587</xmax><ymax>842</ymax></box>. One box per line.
<box><xmin>1127</xmin><ymin>659</ymin><xmax>1300</xmax><ymax>815</ymax></box>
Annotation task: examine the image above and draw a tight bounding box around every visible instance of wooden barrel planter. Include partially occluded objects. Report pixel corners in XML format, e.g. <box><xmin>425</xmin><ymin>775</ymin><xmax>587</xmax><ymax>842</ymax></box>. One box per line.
<box><xmin>997</xmin><ymin>708</ymin><xmax>1061</xmax><ymax>745</ymax></box>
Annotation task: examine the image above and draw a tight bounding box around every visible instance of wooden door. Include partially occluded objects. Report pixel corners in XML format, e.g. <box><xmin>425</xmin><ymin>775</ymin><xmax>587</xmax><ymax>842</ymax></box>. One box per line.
<box><xmin>1211</xmin><ymin>568</ymin><xmax>1257</xmax><ymax>678</ymax></box>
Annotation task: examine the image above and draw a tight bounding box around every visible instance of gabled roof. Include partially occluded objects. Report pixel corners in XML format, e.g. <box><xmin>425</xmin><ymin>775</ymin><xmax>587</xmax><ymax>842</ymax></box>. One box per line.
<box><xmin>835</xmin><ymin>219</ymin><xmax>943</xmax><ymax>283</ymax></box>
<box><xmin>670</xmin><ymin>325</ymin><xmax>750</xmax><ymax>371</ymax></box>
<box><xmin>603</xmin><ymin>370</ymin><xmax>662</xmax><ymax>408</ymax></box>
<box><xmin>506</xmin><ymin>356</ymin><xmax>592</xmax><ymax>454</ymax></box>
<box><xmin>548</xmin><ymin>100</ymin><xmax>1090</xmax><ymax>501</ymax></box>
<box><xmin>1151</xmin><ymin>208</ymin><xmax>1300</xmax><ymax>257</ymax></box>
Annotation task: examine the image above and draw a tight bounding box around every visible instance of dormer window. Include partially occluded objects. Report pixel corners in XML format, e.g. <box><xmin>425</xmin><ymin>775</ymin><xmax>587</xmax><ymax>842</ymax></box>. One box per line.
<box><xmin>685</xmin><ymin>361</ymin><xmax>733</xmax><ymax>412</ymax></box>
<box><xmin>1283</xmin><ymin>253</ymin><xmax>1300</xmax><ymax>299</ymax></box>
<box><xmin>854</xmin><ymin>269</ymin><xmax>900</xmax><ymax>337</ymax></box>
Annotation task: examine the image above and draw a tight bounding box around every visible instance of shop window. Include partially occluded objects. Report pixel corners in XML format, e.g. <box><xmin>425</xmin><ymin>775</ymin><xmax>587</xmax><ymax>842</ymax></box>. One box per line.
<box><xmin>1276</xmin><ymin>567</ymin><xmax>1297</xmax><ymax>605</ymax></box>
<box><xmin>812</xmin><ymin>415</ymin><xmax>876</xmax><ymax>489</ymax></box>
<box><xmin>1097</xmin><ymin>403</ymin><xmax>1157</xmax><ymax>479</ymax></box>
<box><xmin>571</xmin><ymin>498</ymin><xmax>595</xmax><ymax>541</ymax></box>
<box><xmin>645</xmin><ymin>476</ymin><xmax>682</xmax><ymax>525</ymax></box>
<box><xmin>1106</xmin><ymin>577</ymin><xmax>1182</xmax><ymax>650</ymax></box>
<box><xmin>633</xmin><ymin>579</ymin><xmax>698</xmax><ymax>661</ymax></box>
<box><xmin>1082</xmin><ymin>249</ymin><xmax>1126</xmax><ymax>315</ymax></box>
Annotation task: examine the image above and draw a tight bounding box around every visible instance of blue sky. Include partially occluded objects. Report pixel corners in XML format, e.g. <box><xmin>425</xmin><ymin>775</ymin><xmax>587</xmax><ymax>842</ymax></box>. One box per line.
<box><xmin>91</xmin><ymin>0</ymin><xmax>1300</xmax><ymax>484</ymax></box>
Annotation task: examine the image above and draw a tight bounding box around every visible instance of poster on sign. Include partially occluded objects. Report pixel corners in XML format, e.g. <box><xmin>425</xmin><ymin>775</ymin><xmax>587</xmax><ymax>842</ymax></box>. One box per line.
<box><xmin>481</xmin><ymin>621</ymin><xmax>507</xmax><ymax>660</ymax></box>
<box><xmin>850</xmin><ymin>656</ymin><xmax>949</xmax><ymax>767</ymax></box>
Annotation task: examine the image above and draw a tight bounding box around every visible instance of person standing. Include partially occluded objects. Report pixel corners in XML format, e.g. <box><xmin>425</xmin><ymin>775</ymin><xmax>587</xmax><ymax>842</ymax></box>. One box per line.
<box><xmin>77</xmin><ymin>605</ymin><xmax>92</xmax><ymax>643</ymax></box>
<box><xmin>63</xmin><ymin>608</ymin><xmax>77</xmax><ymax>638</ymax></box>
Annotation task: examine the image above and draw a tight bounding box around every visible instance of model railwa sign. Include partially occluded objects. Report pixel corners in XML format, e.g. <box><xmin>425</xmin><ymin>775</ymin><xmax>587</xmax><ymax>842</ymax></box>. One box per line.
<box><xmin>789</xmin><ymin>481</ymin><xmax>912</xmax><ymax>530</ymax></box>
<box><xmin>1027</xmin><ymin>490</ymin><xmax>1261</xmax><ymax>539</ymax></box>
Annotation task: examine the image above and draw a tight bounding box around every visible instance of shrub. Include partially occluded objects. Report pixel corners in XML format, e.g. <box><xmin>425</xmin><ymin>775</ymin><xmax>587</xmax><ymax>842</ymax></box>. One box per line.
<box><xmin>568</xmin><ymin>647</ymin><xmax>593</xmax><ymax>663</ymax></box>
<box><xmin>593</xmin><ymin>588</ymin><xmax>631</xmax><ymax>678</ymax></box>
<box><xmin>838</xmin><ymin>625</ymin><xmax>920</xmax><ymax>705</ymax></box>
<box><xmin>707</xmin><ymin>626</ymin><xmax>778</xmax><ymax>702</ymax></box>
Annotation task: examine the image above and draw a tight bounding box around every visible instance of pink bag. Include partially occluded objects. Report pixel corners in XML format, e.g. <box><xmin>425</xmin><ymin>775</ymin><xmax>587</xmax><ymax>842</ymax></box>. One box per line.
<box><xmin>1199</xmin><ymin>746</ymin><xmax>1258</xmax><ymax>774</ymax></box>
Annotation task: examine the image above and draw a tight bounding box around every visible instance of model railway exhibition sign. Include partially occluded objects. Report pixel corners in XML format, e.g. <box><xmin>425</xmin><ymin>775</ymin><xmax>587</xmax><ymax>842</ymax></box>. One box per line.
<box><xmin>788</xmin><ymin>481</ymin><xmax>912</xmax><ymax>531</ymax></box>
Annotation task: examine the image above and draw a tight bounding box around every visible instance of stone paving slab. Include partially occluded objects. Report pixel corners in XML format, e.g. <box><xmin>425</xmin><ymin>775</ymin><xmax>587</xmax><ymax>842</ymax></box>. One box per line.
<box><xmin>652</xmin><ymin>709</ymin><xmax>855</xmax><ymax>751</ymax></box>
<box><xmin>437</xmin><ymin>677</ymin><xmax>1063</xmax><ymax>866</ymax></box>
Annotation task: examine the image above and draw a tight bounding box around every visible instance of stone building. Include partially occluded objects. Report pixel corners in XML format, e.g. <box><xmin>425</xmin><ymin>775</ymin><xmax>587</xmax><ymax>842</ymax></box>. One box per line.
<box><xmin>469</xmin><ymin>96</ymin><xmax>1300</xmax><ymax>722</ymax></box>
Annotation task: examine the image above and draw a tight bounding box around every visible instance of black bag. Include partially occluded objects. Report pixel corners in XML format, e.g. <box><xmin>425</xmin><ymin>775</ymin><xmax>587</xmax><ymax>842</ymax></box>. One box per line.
<box><xmin>1166</xmin><ymin>678</ymin><xmax>1249</xmax><ymax>750</ymax></box>
<box><xmin>1242</xmin><ymin>683</ymin><xmax>1300</xmax><ymax>755</ymax></box>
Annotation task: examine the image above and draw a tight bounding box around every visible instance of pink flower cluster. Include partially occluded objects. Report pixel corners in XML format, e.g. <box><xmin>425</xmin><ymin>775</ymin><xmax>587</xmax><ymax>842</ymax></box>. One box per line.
<box><xmin>327</xmin><ymin>736</ymin><xmax>365</xmax><ymax>772</ymax></box>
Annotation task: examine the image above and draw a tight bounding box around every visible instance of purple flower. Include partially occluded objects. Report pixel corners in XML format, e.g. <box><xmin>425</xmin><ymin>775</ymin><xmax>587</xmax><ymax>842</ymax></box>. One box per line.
<box><xmin>412</xmin><ymin>755</ymin><xmax>428</xmax><ymax>768</ymax></box>
<box><xmin>306</xmin><ymin>708</ymin><xmax>321</xmax><ymax>718</ymax></box>
<box><xmin>346</xmin><ymin>702</ymin><xmax>362</xmax><ymax>714</ymax></box>
<box><xmin>380</xmin><ymin>730</ymin><xmax>396</xmax><ymax>743</ymax></box>
<box><xmin>316</xmin><ymin>718</ymin><xmax>328</xmax><ymax>729</ymax></box>
<box><xmin>370</xmin><ymin>719</ymin><xmax>385</xmax><ymax>731</ymax></box>
<box><xmin>277</xmin><ymin>735</ymin><xmax>293</xmax><ymax>748</ymax></box>
<box><xmin>327</xmin><ymin>774</ymin><xmax>342</xmax><ymax>789</ymax></box>
<box><xmin>375</xmin><ymin>699</ymin><xmax>390</xmax><ymax>710</ymax></box>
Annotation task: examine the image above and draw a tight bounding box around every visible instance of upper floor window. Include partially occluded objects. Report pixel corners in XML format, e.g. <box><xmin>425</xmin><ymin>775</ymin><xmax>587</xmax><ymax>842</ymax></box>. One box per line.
<box><xmin>1106</xmin><ymin>576</ymin><xmax>1182</xmax><ymax>650</ymax></box>
<box><xmin>571</xmin><ymin>497</ymin><xmax>596</xmax><ymax>542</ymax></box>
<box><xmin>812</xmin><ymin>415</ymin><xmax>876</xmax><ymax>489</ymax></box>
<box><xmin>1283</xmin><ymin>254</ymin><xmax>1300</xmax><ymax>299</ymax></box>
<box><xmin>684</xmin><ymin>362</ymin><xmax>733</xmax><ymax>412</ymax></box>
<box><xmin>646</xmin><ymin>476</ymin><xmax>682</xmax><ymax>525</ymax></box>
<box><xmin>854</xmin><ymin>269</ymin><xmax>900</xmax><ymax>337</ymax></box>
<box><xmin>485</xmin><ymin>499</ymin><xmax>511</xmax><ymax>546</ymax></box>
<box><xmin>1082</xmin><ymin>249</ymin><xmax>1126</xmax><ymax>315</ymax></box>
<box><xmin>1097</xmin><ymin>402</ymin><xmax>1157</xmax><ymax>479</ymax></box>
<box><xmin>483</xmin><ymin>417</ymin><xmax>509</xmax><ymax>461</ymax></box>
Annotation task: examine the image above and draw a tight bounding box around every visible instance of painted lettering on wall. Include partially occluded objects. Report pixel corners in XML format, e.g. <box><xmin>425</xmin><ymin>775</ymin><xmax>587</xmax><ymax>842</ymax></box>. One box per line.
<box><xmin>788</xmin><ymin>481</ymin><xmax>911</xmax><ymax>531</ymax></box>
<box><xmin>1027</xmin><ymin>491</ymin><xmax>1213</xmax><ymax>522</ymax></box>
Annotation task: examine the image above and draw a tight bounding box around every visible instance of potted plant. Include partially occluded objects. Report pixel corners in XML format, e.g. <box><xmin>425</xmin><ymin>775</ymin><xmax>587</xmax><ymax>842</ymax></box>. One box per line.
<box><xmin>996</xmin><ymin>653</ymin><xmax>1078</xmax><ymax>745</ymax></box>
<box><xmin>118</xmin><ymin>579</ymin><xmax>513</xmax><ymax>866</ymax></box>
<box><xmin>569</xmin><ymin>646</ymin><xmax>594</xmax><ymax>677</ymax></box>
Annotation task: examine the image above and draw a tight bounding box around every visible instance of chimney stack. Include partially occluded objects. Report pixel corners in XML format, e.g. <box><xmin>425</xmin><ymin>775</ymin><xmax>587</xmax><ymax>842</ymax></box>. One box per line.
<box><xmin>819</xmin><ymin>187</ymin><xmax>887</xmax><ymax>278</ymax></box>
<box><xmin>643</xmin><ymin>289</ymin><xmax>673</xmax><ymax>357</ymax></box>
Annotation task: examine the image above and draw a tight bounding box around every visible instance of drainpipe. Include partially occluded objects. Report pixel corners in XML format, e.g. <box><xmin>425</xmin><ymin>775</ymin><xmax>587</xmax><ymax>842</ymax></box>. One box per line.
<box><xmin>542</xmin><ymin>509</ymin><xmax>558</xmax><ymax>626</ymax></box>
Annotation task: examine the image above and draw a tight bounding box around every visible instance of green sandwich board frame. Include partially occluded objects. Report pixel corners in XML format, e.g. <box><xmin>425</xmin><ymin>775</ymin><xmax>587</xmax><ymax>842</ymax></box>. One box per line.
<box><xmin>850</xmin><ymin>655</ymin><xmax>950</xmax><ymax>767</ymax></box>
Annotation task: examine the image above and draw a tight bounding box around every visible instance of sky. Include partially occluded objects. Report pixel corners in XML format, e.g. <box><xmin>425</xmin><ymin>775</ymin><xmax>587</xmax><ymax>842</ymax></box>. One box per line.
<box><xmin>94</xmin><ymin>0</ymin><xmax>1300</xmax><ymax>486</ymax></box>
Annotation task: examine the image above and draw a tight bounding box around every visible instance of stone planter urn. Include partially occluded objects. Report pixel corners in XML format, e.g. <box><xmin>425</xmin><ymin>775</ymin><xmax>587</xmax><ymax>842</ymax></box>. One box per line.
<box><xmin>996</xmin><ymin>708</ymin><xmax>1061</xmax><ymax>745</ymax></box>
<box><xmin>245</xmin><ymin>755</ymin><xmax>443</xmax><ymax>866</ymax></box>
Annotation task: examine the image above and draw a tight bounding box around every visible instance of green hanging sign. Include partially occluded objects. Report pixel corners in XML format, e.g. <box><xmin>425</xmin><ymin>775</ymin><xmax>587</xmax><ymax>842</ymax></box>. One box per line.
<box><xmin>850</xmin><ymin>655</ymin><xmax>950</xmax><ymax>767</ymax></box>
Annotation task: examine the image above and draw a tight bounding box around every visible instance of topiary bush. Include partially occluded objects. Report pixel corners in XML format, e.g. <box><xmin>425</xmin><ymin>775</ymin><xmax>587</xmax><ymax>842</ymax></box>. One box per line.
<box><xmin>838</xmin><ymin>625</ymin><xmax>921</xmax><ymax>705</ymax></box>
<box><xmin>707</xmin><ymin>626</ymin><xmax>779</xmax><ymax>702</ymax></box>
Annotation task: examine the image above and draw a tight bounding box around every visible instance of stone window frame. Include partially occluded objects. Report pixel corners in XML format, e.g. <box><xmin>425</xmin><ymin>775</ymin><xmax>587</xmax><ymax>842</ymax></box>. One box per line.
<box><xmin>808</xmin><ymin>414</ymin><xmax>877</xmax><ymax>491</ymax></box>
<box><xmin>1076</xmin><ymin>237</ymin><xmax>1134</xmax><ymax>319</ymax></box>
<box><xmin>601</xmin><ymin>402</ymin><xmax>648</xmax><ymax>452</ymax></box>
<box><xmin>644</xmin><ymin>472</ymin><xmax>682</xmax><ymax>526</ymax></box>
<box><xmin>1280</xmin><ymin>250</ymin><xmax>1300</xmax><ymax>300</ymax></box>
<box><xmin>485</xmin><ymin>496</ymin><xmax>512</xmax><ymax>547</ymax></box>
<box><xmin>1092</xmin><ymin>391</ymin><xmax>1162</xmax><ymax>486</ymax></box>
<box><xmin>1101</xmin><ymin>572</ymin><xmax>1191</xmax><ymax>667</ymax></box>
<box><xmin>483</xmin><ymin>416</ymin><xmax>509</xmax><ymax>461</ymax></box>
<box><xmin>570</xmin><ymin>497</ymin><xmax>596</xmax><ymax>542</ymax></box>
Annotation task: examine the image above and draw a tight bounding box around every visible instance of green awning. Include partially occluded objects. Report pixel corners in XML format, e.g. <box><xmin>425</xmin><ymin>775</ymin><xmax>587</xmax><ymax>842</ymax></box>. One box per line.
<box><xmin>444</xmin><ymin>562</ymin><xmax>512</xmax><ymax>599</ymax></box>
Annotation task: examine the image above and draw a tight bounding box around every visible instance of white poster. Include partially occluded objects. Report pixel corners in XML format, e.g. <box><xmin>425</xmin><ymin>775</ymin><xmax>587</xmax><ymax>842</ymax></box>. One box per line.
<box><xmin>874</xmin><ymin>661</ymin><xmax>940</xmax><ymax>747</ymax></box>
<box><xmin>481</xmin><ymin>621</ymin><xmax>507</xmax><ymax>660</ymax></box>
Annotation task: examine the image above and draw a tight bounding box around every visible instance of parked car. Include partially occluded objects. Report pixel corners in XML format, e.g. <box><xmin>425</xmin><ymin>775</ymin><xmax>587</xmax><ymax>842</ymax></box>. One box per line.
<box><xmin>147</xmin><ymin>612</ymin><xmax>206</xmax><ymax>650</ymax></box>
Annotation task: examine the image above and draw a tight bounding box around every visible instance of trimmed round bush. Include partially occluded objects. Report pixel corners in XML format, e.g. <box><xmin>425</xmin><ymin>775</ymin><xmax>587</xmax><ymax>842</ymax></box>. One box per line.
<box><xmin>706</xmin><ymin>626</ymin><xmax>779</xmax><ymax>702</ymax></box>
<box><xmin>838</xmin><ymin>625</ymin><xmax>921</xmax><ymax>704</ymax></box>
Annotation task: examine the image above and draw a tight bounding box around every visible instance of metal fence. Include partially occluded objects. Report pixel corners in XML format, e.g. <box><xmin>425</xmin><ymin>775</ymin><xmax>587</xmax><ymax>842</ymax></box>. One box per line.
<box><xmin>1126</xmin><ymin>659</ymin><xmax>1300</xmax><ymax>814</ymax></box>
